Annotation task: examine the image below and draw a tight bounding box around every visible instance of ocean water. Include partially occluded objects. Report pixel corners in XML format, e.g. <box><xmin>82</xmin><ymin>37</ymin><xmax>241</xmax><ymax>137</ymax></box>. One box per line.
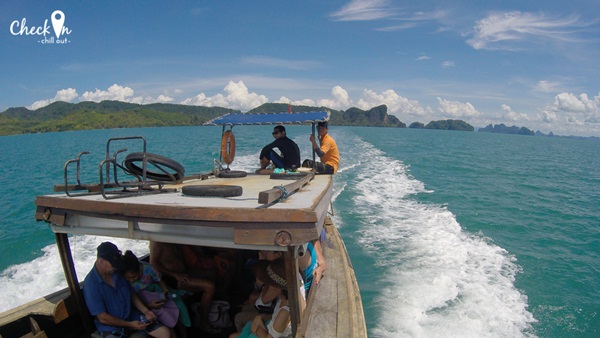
<box><xmin>0</xmin><ymin>126</ymin><xmax>598</xmax><ymax>337</ymax></box>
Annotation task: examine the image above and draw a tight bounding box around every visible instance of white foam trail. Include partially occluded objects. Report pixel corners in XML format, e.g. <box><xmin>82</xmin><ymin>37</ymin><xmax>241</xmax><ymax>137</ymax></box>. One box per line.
<box><xmin>347</xmin><ymin>140</ymin><xmax>536</xmax><ymax>337</ymax></box>
<box><xmin>0</xmin><ymin>236</ymin><xmax>148</xmax><ymax>313</ymax></box>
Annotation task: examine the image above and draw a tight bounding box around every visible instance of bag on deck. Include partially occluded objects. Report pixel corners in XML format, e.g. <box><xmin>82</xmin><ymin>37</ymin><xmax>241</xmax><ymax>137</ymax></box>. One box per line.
<box><xmin>208</xmin><ymin>300</ymin><xmax>231</xmax><ymax>329</ymax></box>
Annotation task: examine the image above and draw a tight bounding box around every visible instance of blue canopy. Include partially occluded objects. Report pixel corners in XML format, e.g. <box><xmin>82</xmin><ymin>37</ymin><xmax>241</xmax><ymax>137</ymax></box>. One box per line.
<box><xmin>203</xmin><ymin>111</ymin><xmax>330</xmax><ymax>126</ymax></box>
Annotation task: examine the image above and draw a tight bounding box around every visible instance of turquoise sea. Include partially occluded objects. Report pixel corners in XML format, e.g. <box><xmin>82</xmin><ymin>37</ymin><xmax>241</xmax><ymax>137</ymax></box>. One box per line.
<box><xmin>0</xmin><ymin>126</ymin><xmax>598</xmax><ymax>337</ymax></box>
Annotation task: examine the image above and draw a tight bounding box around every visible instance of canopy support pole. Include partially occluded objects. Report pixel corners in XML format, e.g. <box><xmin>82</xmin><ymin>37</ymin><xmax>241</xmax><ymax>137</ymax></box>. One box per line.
<box><xmin>311</xmin><ymin>123</ymin><xmax>316</xmax><ymax>170</ymax></box>
<box><xmin>55</xmin><ymin>233</ymin><xmax>95</xmax><ymax>336</ymax></box>
<box><xmin>285</xmin><ymin>246</ymin><xmax>303</xmax><ymax>337</ymax></box>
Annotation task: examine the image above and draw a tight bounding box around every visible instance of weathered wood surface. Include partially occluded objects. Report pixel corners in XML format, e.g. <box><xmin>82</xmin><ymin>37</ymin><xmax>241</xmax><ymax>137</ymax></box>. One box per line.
<box><xmin>302</xmin><ymin>218</ymin><xmax>367</xmax><ymax>338</ymax></box>
<box><xmin>0</xmin><ymin>288</ymin><xmax>70</xmax><ymax>327</ymax></box>
<box><xmin>258</xmin><ymin>172</ymin><xmax>314</xmax><ymax>204</ymax></box>
<box><xmin>37</xmin><ymin>174</ymin><xmax>332</xmax><ymax>248</ymax></box>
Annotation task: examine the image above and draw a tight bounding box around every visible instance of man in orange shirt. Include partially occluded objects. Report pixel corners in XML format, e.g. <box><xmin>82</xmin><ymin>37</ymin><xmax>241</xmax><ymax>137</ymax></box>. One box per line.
<box><xmin>304</xmin><ymin>121</ymin><xmax>339</xmax><ymax>174</ymax></box>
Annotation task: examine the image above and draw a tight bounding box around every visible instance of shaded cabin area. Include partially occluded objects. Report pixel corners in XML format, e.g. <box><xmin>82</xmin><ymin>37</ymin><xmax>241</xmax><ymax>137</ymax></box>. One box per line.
<box><xmin>2</xmin><ymin>173</ymin><xmax>365</xmax><ymax>338</ymax></box>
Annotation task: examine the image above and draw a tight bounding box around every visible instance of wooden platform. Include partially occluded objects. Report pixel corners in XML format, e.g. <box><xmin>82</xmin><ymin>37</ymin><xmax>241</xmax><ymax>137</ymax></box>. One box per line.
<box><xmin>36</xmin><ymin>174</ymin><xmax>333</xmax><ymax>249</ymax></box>
<box><xmin>301</xmin><ymin>219</ymin><xmax>367</xmax><ymax>337</ymax></box>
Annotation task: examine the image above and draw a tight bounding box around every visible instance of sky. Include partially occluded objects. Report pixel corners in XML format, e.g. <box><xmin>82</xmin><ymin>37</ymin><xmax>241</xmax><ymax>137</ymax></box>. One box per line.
<box><xmin>2</xmin><ymin>1</ymin><xmax>600</xmax><ymax>136</ymax></box>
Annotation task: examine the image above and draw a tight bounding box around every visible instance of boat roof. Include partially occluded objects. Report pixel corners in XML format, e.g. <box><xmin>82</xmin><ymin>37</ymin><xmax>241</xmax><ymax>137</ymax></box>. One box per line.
<box><xmin>36</xmin><ymin>174</ymin><xmax>332</xmax><ymax>251</ymax></box>
<box><xmin>203</xmin><ymin>111</ymin><xmax>329</xmax><ymax>126</ymax></box>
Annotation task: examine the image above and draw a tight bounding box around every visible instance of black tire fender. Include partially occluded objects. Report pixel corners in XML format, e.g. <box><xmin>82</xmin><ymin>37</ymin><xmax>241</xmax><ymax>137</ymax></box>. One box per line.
<box><xmin>182</xmin><ymin>185</ymin><xmax>243</xmax><ymax>197</ymax></box>
<box><xmin>123</xmin><ymin>152</ymin><xmax>185</xmax><ymax>181</ymax></box>
<box><xmin>218</xmin><ymin>170</ymin><xmax>248</xmax><ymax>178</ymax></box>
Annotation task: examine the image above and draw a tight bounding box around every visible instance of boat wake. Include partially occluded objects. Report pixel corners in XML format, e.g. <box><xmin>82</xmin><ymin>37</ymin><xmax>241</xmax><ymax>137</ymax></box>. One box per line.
<box><xmin>332</xmin><ymin>133</ymin><xmax>536</xmax><ymax>338</ymax></box>
<box><xmin>0</xmin><ymin>236</ymin><xmax>148</xmax><ymax>313</ymax></box>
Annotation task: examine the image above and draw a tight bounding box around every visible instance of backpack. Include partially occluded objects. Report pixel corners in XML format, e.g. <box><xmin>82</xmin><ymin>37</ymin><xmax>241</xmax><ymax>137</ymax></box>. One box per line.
<box><xmin>208</xmin><ymin>300</ymin><xmax>231</xmax><ymax>329</ymax></box>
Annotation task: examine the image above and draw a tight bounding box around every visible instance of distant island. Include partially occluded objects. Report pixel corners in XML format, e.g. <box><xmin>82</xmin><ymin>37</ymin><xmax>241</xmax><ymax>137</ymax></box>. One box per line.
<box><xmin>0</xmin><ymin>101</ymin><xmax>473</xmax><ymax>136</ymax></box>
<box><xmin>476</xmin><ymin>123</ymin><xmax>595</xmax><ymax>139</ymax></box>
<box><xmin>409</xmin><ymin>120</ymin><xmax>474</xmax><ymax>131</ymax></box>
<box><xmin>0</xmin><ymin>101</ymin><xmax>596</xmax><ymax>140</ymax></box>
<box><xmin>479</xmin><ymin>124</ymin><xmax>534</xmax><ymax>136</ymax></box>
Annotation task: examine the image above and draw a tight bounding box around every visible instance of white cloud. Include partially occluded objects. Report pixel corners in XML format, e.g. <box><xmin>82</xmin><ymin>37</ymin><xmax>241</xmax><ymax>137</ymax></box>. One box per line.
<box><xmin>29</xmin><ymin>84</ymin><xmax>175</xmax><ymax>109</ymax></box>
<box><xmin>357</xmin><ymin>89</ymin><xmax>431</xmax><ymax>117</ymax></box>
<box><xmin>80</xmin><ymin>84</ymin><xmax>173</xmax><ymax>105</ymax></box>
<box><xmin>376</xmin><ymin>23</ymin><xmax>417</xmax><ymax>32</ymax></box>
<box><xmin>539</xmin><ymin>109</ymin><xmax>557</xmax><ymax>123</ymax></box>
<box><xmin>501</xmin><ymin>104</ymin><xmax>530</xmax><ymax>122</ymax></box>
<box><xmin>81</xmin><ymin>84</ymin><xmax>134</xmax><ymax>102</ymax></box>
<box><xmin>130</xmin><ymin>94</ymin><xmax>174</xmax><ymax>105</ymax></box>
<box><xmin>181</xmin><ymin>81</ymin><xmax>268</xmax><ymax>111</ymax></box>
<box><xmin>533</xmin><ymin>80</ymin><xmax>561</xmax><ymax>93</ymax></box>
<box><xmin>330</xmin><ymin>0</ymin><xmax>395</xmax><ymax>21</ymax></box>
<box><xmin>274</xmin><ymin>86</ymin><xmax>352</xmax><ymax>111</ymax></box>
<box><xmin>240</xmin><ymin>56</ymin><xmax>320</xmax><ymax>70</ymax></box>
<box><xmin>276</xmin><ymin>96</ymin><xmax>317</xmax><ymax>106</ymax></box>
<box><xmin>437</xmin><ymin>97</ymin><xmax>481</xmax><ymax>118</ymax></box>
<box><xmin>416</xmin><ymin>55</ymin><xmax>431</xmax><ymax>61</ymax></box>
<box><xmin>536</xmin><ymin>92</ymin><xmax>600</xmax><ymax>135</ymax></box>
<box><xmin>28</xmin><ymin>88</ymin><xmax>78</xmax><ymax>110</ymax></box>
<box><xmin>441</xmin><ymin>61</ymin><xmax>455</xmax><ymax>68</ymax></box>
<box><xmin>317</xmin><ymin>86</ymin><xmax>353</xmax><ymax>110</ymax></box>
<box><xmin>467</xmin><ymin>11</ymin><xmax>583</xmax><ymax>50</ymax></box>
<box><xmin>545</xmin><ymin>92</ymin><xmax>600</xmax><ymax>122</ymax></box>
<box><xmin>181</xmin><ymin>93</ymin><xmax>207</xmax><ymax>106</ymax></box>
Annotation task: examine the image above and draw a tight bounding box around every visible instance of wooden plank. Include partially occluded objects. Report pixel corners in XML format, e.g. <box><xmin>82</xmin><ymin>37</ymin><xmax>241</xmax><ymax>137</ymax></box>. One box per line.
<box><xmin>302</xmin><ymin>269</ymin><xmax>338</xmax><ymax>337</ymax></box>
<box><xmin>35</xmin><ymin>196</ymin><xmax>320</xmax><ymax>224</ymax></box>
<box><xmin>258</xmin><ymin>173</ymin><xmax>314</xmax><ymax>204</ymax></box>
<box><xmin>52</xmin><ymin>299</ymin><xmax>69</xmax><ymax>324</ymax></box>
<box><xmin>284</xmin><ymin>248</ymin><xmax>302</xmax><ymax>336</ymax></box>
<box><xmin>234</xmin><ymin>227</ymin><xmax>319</xmax><ymax>246</ymax></box>
<box><xmin>0</xmin><ymin>288</ymin><xmax>70</xmax><ymax>326</ymax></box>
<box><xmin>302</xmin><ymin>219</ymin><xmax>367</xmax><ymax>338</ymax></box>
<box><xmin>332</xmin><ymin>220</ymin><xmax>367</xmax><ymax>338</ymax></box>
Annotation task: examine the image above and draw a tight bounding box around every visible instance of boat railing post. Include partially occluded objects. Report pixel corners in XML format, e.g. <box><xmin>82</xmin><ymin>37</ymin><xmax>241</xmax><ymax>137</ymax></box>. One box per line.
<box><xmin>285</xmin><ymin>246</ymin><xmax>303</xmax><ymax>337</ymax></box>
<box><xmin>311</xmin><ymin>122</ymin><xmax>316</xmax><ymax>171</ymax></box>
<box><xmin>55</xmin><ymin>233</ymin><xmax>96</xmax><ymax>336</ymax></box>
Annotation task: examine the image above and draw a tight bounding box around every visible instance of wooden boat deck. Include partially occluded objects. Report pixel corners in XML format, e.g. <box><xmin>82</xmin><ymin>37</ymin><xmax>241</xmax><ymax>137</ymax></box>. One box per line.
<box><xmin>35</xmin><ymin>173</ymin><xmax>332</xmax><ymax>249</ymax></box>
<box><xmin>303</xmin><ymin>218</ymin><xmax>366</xmax><ymax>338</ymax></box>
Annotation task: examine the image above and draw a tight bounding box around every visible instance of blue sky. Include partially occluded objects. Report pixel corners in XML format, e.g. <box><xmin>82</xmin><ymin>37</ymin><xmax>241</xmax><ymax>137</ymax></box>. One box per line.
<box><xmin>2</xmin><ymin>1</ymin><xmax>600</xmax><ymax>136</ymax></box>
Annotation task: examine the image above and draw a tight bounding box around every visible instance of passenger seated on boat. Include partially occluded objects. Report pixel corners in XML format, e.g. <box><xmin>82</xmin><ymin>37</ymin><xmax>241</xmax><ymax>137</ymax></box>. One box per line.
<box><xmin>297</xmin><ymin>241</ymin><xmax>323</xmax><ymax>291</ymax></box>
<box><xmin>312</xmin><ymin>238</ymin><xmax>328</xmax><ymax>286</ymax></box>
<box><xmin>230</xmin><ymin>259</ymin><xmax>306</xmax><ymax>338</ymax></box>
<box><xmin>122</xmin><ymin>250</ymin><xmax>191</xmax><ymax>337</ymax></box>
<box><xmin>180</xmin><ymin>245</ymin><xmax>236</xmax><ymax>298</ymax></box>
<box><xmin>303</xmin><ymin>121</ymin><xmax>339</xmax><ymax>174</ymax></box>
<box><xmin>256</xmin><ymin>125</ymin><xmax>301</xmax><ymax>174</ymax></box>
<box><xmin>83</xmin><ymin>242</ymin><xmax>170</xmax><ymax>338</ymax></box>
<box><xmin>149</xmin><ymin>241</ymin><xmax>215</xmax><ymax>332</ymax></box>
<box><xmin>234</xmin><ymin>250</ymin><xmax>283</xmax><ymax>331</ymax></box>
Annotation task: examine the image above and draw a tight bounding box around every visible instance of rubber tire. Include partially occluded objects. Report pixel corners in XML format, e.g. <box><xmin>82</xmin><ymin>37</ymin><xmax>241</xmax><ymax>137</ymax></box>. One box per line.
<box><xmin>182</xmin><ymin>185</ymin><xmax>243</xmax><ymax>197</ymax></box>
<box><xmin>124</xmin><ymin>152</ymin><xmax>185</xmax><ymax>181</ymax></box>
<box><xmin>218</xmin><ymin>170</ymin><xmax>248</xmax><ymax>178</ymax></box>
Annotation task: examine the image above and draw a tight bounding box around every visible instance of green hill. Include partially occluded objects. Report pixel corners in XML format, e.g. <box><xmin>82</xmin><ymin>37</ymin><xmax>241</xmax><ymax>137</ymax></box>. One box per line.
<box><xmin>0</xmin><ymin>101</ymin><xmax>411</xmax><ymax>136</ymax></box>
<box><xmin>0</xmin><ymin>101</ymin><xmax>238</xmax><ymax>136</ymax></box>
<box><xmin>479</xmin><ymin>123</ymin><xmax>534</xmax><ymax>135</ymax></box>
<box><xmin>1</xmin><ymin>101</ymin><xmax>480</xmax><ymax>136</ymax></box>
<box><xmin>425</xmin><ymin>119</ymin><xmax>474</xmax><ymax>131</ymax></box>
<box><xmin>249</xmin><ymin>103</ymin><xmax>406</xmax><ymax>127</ymax></box>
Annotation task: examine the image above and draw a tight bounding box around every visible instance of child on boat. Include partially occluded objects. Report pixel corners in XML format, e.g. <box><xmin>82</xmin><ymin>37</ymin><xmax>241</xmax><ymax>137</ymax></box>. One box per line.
<box><xmin>122</xmin><ymin>250</ymin><xmax>191</xmax><ymax>337</ymax></box>
<box><xmin>230</xmin><ymin>258</ymin><xmax>305</xmax><ymax>338</ymax></box>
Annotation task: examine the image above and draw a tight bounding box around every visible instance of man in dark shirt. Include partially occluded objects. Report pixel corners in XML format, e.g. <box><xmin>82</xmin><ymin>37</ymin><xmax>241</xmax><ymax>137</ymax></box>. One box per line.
<box><xmin>257</xmin><ymin>125</ymin><xmax>300</xmax><ymax>174</ymax></box>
